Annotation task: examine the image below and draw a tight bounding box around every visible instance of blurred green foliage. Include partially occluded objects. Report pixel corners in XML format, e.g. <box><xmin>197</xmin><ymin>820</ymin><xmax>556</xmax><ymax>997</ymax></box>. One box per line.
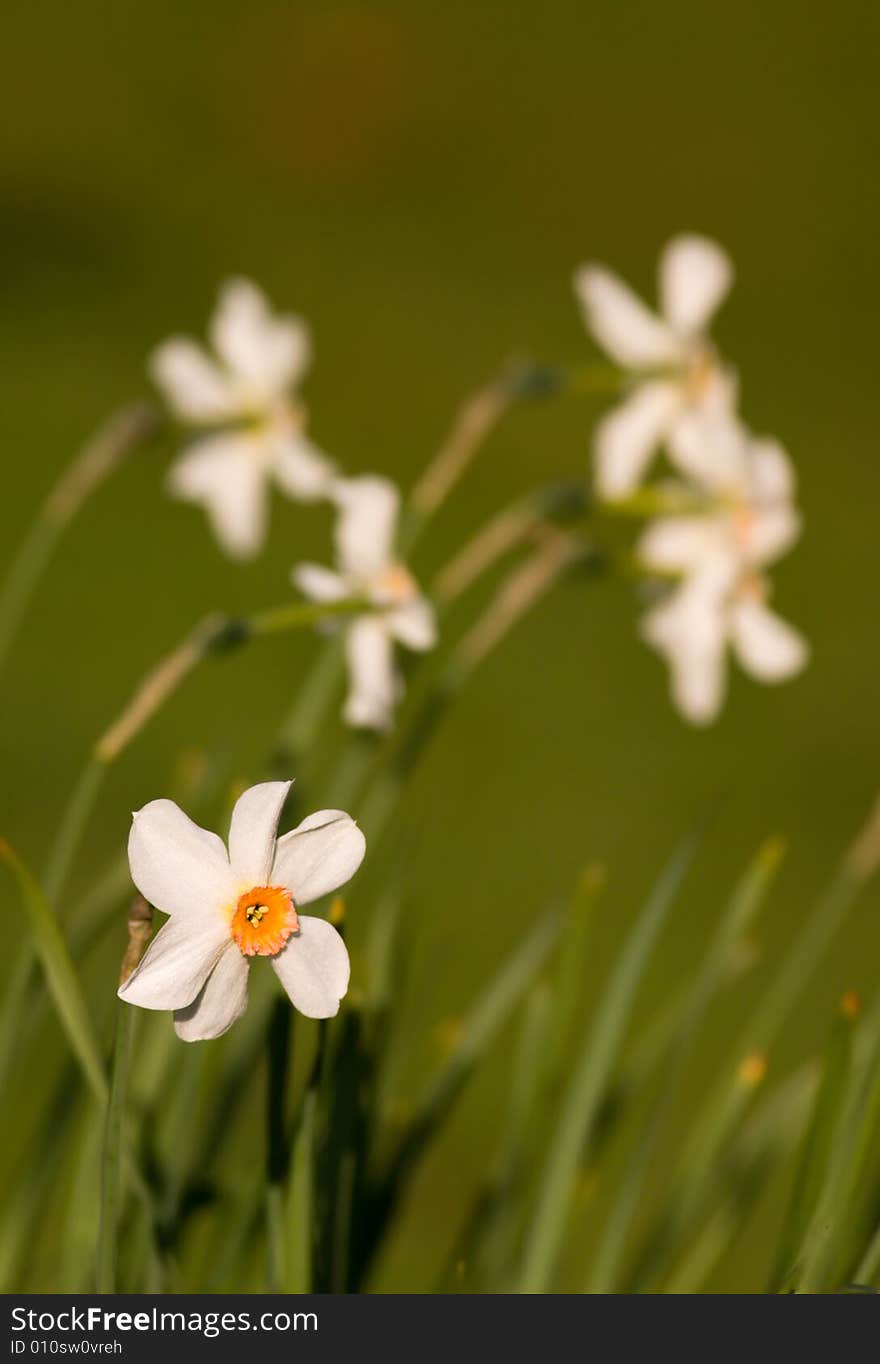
<box><xmin>1</xmin><ymin>0</ymin><xmax>879</xmax><ymax>1290</ymax></box>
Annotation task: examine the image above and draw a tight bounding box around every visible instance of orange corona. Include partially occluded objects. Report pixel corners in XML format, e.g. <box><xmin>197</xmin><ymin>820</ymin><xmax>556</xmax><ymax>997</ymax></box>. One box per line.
<box><xmin>231</xmin><ymin>885</ymin><xmax>298</xmax><ymax>957</ymax></box>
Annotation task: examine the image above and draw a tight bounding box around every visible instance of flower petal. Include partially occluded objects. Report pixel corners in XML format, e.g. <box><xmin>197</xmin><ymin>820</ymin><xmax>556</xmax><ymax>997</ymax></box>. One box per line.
<box><xmin>642</xmin><ymin>584</ymin><xmax>728</xmax><ymax>725</ymax></box>
<box><xmin>730</xmin><ymin>599</ymin><xmax>809</xmax><ymax>682</ymax></box>
<box><xmin>667</xmin><ymin>399</ymin><xmax>747</xmax><ymax>494</ymax></box>
<box><xmin>659</xmin><ymin>235</ymin><xmax>733</xmax><ymax>336</ymax></box>
<box><xmin>271</xmin><ymin>809</ymin><xmax>366</xmax><ymax>907</ymax></box>
<box><xmin>343</xmin><ymin>615</ymin><xmax>398</xmax><ymax>730</ymax></box>
<box><xmin>594</xmin><ymin>382</ymin><xmax>680</xmax><ymax>499</ymax></box>
<box><xmin>748</xmin><ymin>437</ymin><xmax>796</xmax><ymax>502</ymax></box>
<box><xmin>388</xmin><ymin>598</ymin><xmax>437</xmax><ymax>652</ymax></box>
<box><xmin>273</xmin><ymin>432</ymin><xmax>335</xmax><ymax>503</ymax></box>
<box><xmin>748</xmin><ymin>505</ymin><xmax>801</xmax><ymax>567</ymax></box>
<box><xmin>332</xmin><ymin>476</ymin><xmax>400</xmax><ymax>580</ymax></box>
<box><xmin>291</xmin><ymin>563</ymin><xmax>349</xmax><ymax>604</ymax></box>
<box><xmin>118</xmin><ymin>912</ymin><xmax>229</xmax><ymax>1011</ymax></box>
<box><xmin>228</xmin><ymin>781</ymin><xmax>293</xmax><ymax>887</ymax></box>
<box><xmin>168</xmin><ymin>434</ymin><xmax>269</xmax><ymax>559</ymax></box>
<box><xmin>210</xmin><ymin>278</ymin><xmax>310</xmax><ymax>400</ymax></box>
<box><xmin>638</xmin><ymin>516</ymin><xmax>725</xmax><ymax>574</ymax></box>
<box><xmin>574</xmin><ymin>265</ymin><xmax>681</xmax><ymax>368</ymax></box>
<box><xmin>271</xmin><ymin>915</ymin><xmax>350</xmax><ymax>1019</ymax></box>
<box><xmin>128</xmin><ymin>799</ymin><xmax>236</xmax><ymax>920</ymax></box>
<box><xmin>150</xmin><ymin>338</ymin><xmax>238</xmax><ymax>423</ymax></box>
<box><xmin>173</xmin><ymin>942</ymin><xmax>250</xmax><ymax>1041</ymax></box>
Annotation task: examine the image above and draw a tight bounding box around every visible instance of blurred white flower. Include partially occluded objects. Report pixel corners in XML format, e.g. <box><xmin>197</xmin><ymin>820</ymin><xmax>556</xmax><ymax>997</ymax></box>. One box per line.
<box><xmin>293</xmin><ymin>476</ymin><xmax>437</xmax><ymax>730</ymax></box>
<box><xmin>574</xmin><ymin>235</ymin><xmax>736</xmax><ymax>499</ymax></box>
<box><xmin>638</xmin><ymin>420</ymin><xmax>801</xmax><ymax>591</ymax></box>
<box><xmin>637</xmin><ymin>416</ymin><xmax>807</xmax><ymax>723</ymax></box>
<box><xmin>119</xmin><ymin>781</ymin><xmax>365</xmax><ymax>1039</ymax></box>
<box><xmin>641</xmin><ymin>572</ymin><xmax>808</xmax><ymax>726</ymax></box>
<box><xmin>151</xmin><ymin>279</ymin><xmax>334</xmax><ymax>558</ymax></box>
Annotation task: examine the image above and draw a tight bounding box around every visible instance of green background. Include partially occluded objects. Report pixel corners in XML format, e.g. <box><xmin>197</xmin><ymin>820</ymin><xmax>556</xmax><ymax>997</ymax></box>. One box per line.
<box><xmin>2</xmin><ymin>0</ymin><xmax>878</xmax><ymax>1289</ymax></box>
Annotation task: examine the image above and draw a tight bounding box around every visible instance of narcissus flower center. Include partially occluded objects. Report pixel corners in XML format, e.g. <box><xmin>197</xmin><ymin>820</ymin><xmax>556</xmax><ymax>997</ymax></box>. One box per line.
<box><xmin>729</xmin><ymin>503</ymin><xmax>759</xmax><ymax>547</ymax></box>
<box><xmin>374</xmin><ymin>563</ymin><xmax>418</xmax><ymax>606</ymax></box>
<box><xmin>231</xmin><ymin>885</ymin><xmax>298</xmax><ymax>957</ymax></box>
<box><xmin>683</xmin><ymin>347</ymin><xmax>716</xmax><ymax>402</ymax></box>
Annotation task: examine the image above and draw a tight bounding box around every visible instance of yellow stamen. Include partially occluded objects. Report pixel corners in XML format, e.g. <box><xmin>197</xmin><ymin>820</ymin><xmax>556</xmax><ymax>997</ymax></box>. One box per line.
<box><xmin>231</xmin><ymin>884</ymin><xmax>298</xmax><ymax>957</ymax></box>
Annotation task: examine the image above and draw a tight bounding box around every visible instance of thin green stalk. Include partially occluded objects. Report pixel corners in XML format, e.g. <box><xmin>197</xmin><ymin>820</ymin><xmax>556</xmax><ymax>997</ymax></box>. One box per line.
<box><xmin>795</xmin><ymin>997</ymin><xmax>880</xmax><ymax>1292</ymax></box>
<box><xmin>854</xmin><ymin>1218</ymin><xmax>880</xmax><ymax>1287</ymax></box>
<box><xmin>273</xmin><ymin>636</ymin><xmax>345</xmax><ymax>762</ymax></box>
<box><xmin>469</xmin><ymin>983</ymin><xmax>554</xmax><ymax>1290</ymax></box>
<box><xmin>549</xmin><ymin>863</ymin><xmax>606</xmax><ymax>1060</ymax></box>
<box><xmin>664</xmin><ymin>1204</ymin><xmax>738</xmax><ymax>1295</ymax></box>
<box><xmin>285</xmin><ymin>1090</ymin><xmax>317</xmax><ymax>1292</ymax></box>
<box><xmin>0</xmin><ymin>1074</ymin><xmax>81</xmax><ymax>1290</ymax></box>
<box><xmin>588</xmin><ymin>838</ymin><xmax>784</xmax><ymax>1292</ymax></box>
<box><xmin>771</xmin><ymin>995</ymin><xmax>859</xmax><ymax>1291</ymax></box>
<box><xmin>392</xmin><ymin>911</ymin><xmax>561</xmax><ymax>1179</ymax></box>
<box><xmin>633</xmin><ymin>799</ymin><xmax>880</xmax><ymax>1288</ymax></box>
<box><xmin>0</xmin><ymin>840</ymin><xmax>107</xmax><ymax>1104</ymax></box>
<box><xmin>356</xmin><ymin>911</ymin><xmax>563</xmax><ymax>1288</ymax></box>
<box><xmin>97</xmin><ymin>1001</ymin><xmax>134</xmax><ymax>1292</ymax></box>
<box><xmin>662</xmin><ymin>1067</ymin><xmax>814</xmax><ymax>1293</ymax></box>
<box><xmin>356</xmin><ymin>531</ymin><xmax>587</xmax><ymax>844</ymax></box>
<box><xmin>266</xmin><ymin>1000</ymin><xmax>293</xmax><ymax>1291</ymax></box>
<box><xmin>61</xmin><ymin>1106</ymin><xmax>104</xmax><ymax>1292</ymax></box>
<box><xmin>45</xmin><ymin>759</ymin><xmax>107</xmax><ymax>905</ymax></box>
<box><xmin>0</xmin><ymin>518</ymin><xmax>58</xmax><ymax>677</ymax></box>
<box><xmin>405</xmin><ymin>359</ymin><xmax>617</xmax><ymax>543</ymax></box>
<box><xmin>516</xmin><ymin>834</ymin><xmax>699</xmax><ymax>1292</ymax></box>
<box><xmin>0</xmin><ymin>401</ymin><xmax>162</xmax><ymax>683</ymax></box>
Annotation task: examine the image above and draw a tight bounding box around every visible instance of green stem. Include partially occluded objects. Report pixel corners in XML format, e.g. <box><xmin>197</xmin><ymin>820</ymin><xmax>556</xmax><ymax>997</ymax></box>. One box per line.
<box><xmin>0</xmin><ymin>402</ymin><xmax>162</xmax><ymax>685</ymax></box>
<box><xmin>45</xmin><ymin>759</ymin><xmax>107</xmax><ymax>906</ymax></box>
<box><xmin>97</xmin><ymin>1001</ymin><xmax>133</xmax><ymax>1292</ymax></box>
<box><xmin>0</xmin><ymin>518</ymin><xmax>59</xmax><ymax>680</ymax></box>
<box><xmin>285</xmin><ymin>1091</ymin><xmax>317</xmax><ymax>1292</ymax></box>
<box><xmin>265</xmin><ymin>1000</ymin><xmax>292</xmax><ymax>1291</ymax></box>
<box><xmin>247</xmin><ymin>596</ymin><xmax>366</xmax><ymax>639</ymax></box>
<box><xmin>515</xmin><ymin>834</ymin><xmax>699</xmax><ymax>1293</ymax></box>
<box><xmin>855</xmin><ymin>1218</ymin><xmax>880</xmax><ymax>1287</ymax></box>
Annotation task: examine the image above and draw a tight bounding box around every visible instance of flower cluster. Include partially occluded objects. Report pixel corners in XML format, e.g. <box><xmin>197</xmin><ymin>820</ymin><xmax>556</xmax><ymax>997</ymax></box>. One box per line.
<box><xmin>124</xmin><ymin>241</ymin><xmax>810</xmax><ymax>1039</ymax></box>
<box><xmin>575</xmin><ymin>235</ymin><xmax>807</xmax><ymax>724</ymax></box>
<box><xmin>152</xmin><ymin>279</ymin><xmax>436</xmax><ymax>733</ymax></box>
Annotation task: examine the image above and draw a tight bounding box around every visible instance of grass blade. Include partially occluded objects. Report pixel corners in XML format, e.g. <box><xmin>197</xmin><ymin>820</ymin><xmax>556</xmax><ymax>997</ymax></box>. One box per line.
<box><xmin>633</xmin><ymin>800</ymin><xmax>880</xmax><ymax>1288</ymax></box>
<box><xmin>516</xmin><ymin>833</ymin><xmax>699</xmax><ymax>1292</ymax></box>
<box><xmin>589</xmin><ymin>836</ymin><xmax>784</xmax><ymax>1292</ymax></box>
<box><xmin>97</xmin><ymin>1001</ymin><xmax>134</xmax><ymax>1291</ymax></box>
<box><xmin>285</xmin><ymin>1090</ymin><xmax>317</xmax><ymax>1292</ymax></box>
<box><xmin>396</xmin><ymin>909</ymin><xmax>561</xmax><ymax>1176</ymax></box>
<box><xmin>794</xmin><ymin>995</ymin><xmax>880</xmax><ymax>1292</ymax></box>
<box><xmin>0</xmin><ymin>839</ymin><xmax>107</xmax><ymax>1105</ymax></box>
<box><xmin>549</xmin><ymin>863</ymin><xmax>605</xmax><ymax>1058</ymax></box>
<box><xmin>771</xmin><ymin>993</ymin><xmax>859</xmax><ymax>1291</ymax></box>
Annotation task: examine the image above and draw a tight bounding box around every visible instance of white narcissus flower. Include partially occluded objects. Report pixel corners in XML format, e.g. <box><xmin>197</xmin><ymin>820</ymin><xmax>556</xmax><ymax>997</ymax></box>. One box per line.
<box><xmin>641</xmin><ymin>573</ymin><xmax>808</xmax><ymax>726</ymax></box>
<box><xmin>118</xmin><ymin>782</ymin><xmax>365</xmax><ymax>1040</ymax></box>
<box><xmin>637</xmin><ymin>417</ymin><xmax>807</xmax><ymax>724</ymax></box>
<box><xmin>151</xmin><ymin>279</ymin><xmax>335</xmax><ymax>559</ymax></box>
<box><xmin>637</xmin><ymin>420</ymin><xmax>801</xmax><ymax>591</ymax></box>
<box><xmin>574</xmin><ymin>235</ymin><xmax>737</xmax><ymax>499</ymax></box>
<box><xmin>292</xmin><ymin>476</ymin><xmax>437</xmax><ymax>731</ymax></box>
